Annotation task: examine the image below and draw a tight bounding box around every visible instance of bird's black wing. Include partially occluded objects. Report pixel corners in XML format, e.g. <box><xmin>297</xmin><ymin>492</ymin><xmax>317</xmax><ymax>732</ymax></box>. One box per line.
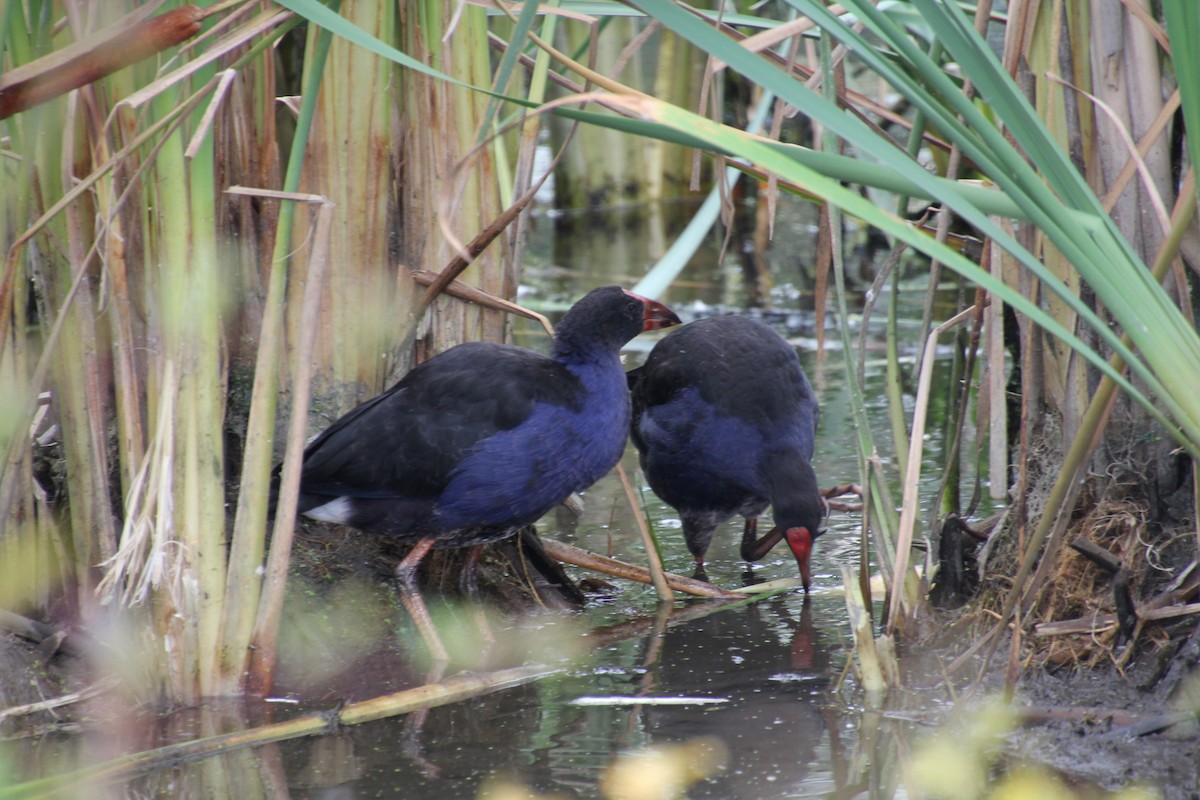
<box><xmin>297</xmin><ymin>343</ymin><xmax>583</xmax><ymax>503</ymax></box>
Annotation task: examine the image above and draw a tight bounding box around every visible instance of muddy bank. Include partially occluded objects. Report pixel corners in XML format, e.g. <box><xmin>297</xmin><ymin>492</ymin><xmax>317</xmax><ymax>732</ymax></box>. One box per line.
<box><xmin>944</xmin><ymin>512</ymin><xmax>1200</xmax><ymax>795</ymax></box>
<box><xmin>1008</xmin><ymin>646</ymin><xmax>1200</xmax><ymax>798</ymax></box>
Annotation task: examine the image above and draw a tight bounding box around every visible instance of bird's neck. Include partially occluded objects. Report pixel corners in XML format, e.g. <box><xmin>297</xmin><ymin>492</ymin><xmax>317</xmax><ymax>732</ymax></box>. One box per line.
<box><xmin>550</xmin><ymin>349</ymin><xmax>629</xmax><ymax>441</ymax></box>
<box><xmin>765</xmin><ymin>450</ymin><xmax>823</xmax><ymax>526</ymax></box>
<box><xmin>552</xmin><ymin>337</ymin><xmax>623</xmax><ymax>371</ymax></box>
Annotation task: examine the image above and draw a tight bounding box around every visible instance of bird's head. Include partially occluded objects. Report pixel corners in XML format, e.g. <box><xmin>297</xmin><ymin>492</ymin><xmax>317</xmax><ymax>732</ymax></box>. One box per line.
<box><xmin>554</xmin><ymin>286</ymin><xmax>680</xmax><ymax>360</ymax></box>
<box><xmin>780</xmin><ymin>495</ymin><xmax>829</xmax><ymax>593</ymax></box>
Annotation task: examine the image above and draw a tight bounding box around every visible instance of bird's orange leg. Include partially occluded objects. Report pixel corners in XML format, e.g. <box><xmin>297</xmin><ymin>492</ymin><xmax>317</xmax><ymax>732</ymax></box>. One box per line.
<box><xmin>459</xmin><ymin>545</ymin><xmax>496</xmax><ymax>647</ymax></box>
<box><xmin>394</xmin><ymin>537</ymin><xmax>450</xmax><ymax>663</ymax></box>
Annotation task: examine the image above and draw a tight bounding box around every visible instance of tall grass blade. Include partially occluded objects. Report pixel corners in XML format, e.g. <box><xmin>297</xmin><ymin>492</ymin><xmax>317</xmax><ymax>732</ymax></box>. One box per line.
<box><xmin>624</xmin><ymin>0</ymin><xmax>1200</xmax><ymax>453</ymax></box>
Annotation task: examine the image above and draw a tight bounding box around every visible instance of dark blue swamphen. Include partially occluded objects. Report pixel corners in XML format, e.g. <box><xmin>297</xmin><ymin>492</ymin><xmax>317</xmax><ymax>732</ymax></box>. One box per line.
<box><xmin>628</xmin><ymin>315</ymin><xmax>826</xmax><ymax>590</ymax></box>
<box><xmin>285</xmin><ymin>286</ymin><xmax>680</xmax><ymax>659</ymax></box>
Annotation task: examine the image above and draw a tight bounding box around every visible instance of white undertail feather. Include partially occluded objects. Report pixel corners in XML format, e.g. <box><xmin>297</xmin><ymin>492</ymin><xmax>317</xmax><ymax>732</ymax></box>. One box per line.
<box><xmin>303</xmin><ymin>496</ymin><xmax>354</xmax><ymax>524</ymax></box>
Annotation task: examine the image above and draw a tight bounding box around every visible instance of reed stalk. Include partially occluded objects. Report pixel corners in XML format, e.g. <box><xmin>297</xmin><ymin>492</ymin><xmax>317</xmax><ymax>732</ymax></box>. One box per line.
<box><xmin>616</xmin><ymin>463</ymin><xmax>673</xmax><ymax>603</ymax></box>
<box><xmin>815</xmin><ymin>32</ymin><xmax>900</xmax><ymax>609</ymax></box>
<box><xmin>887</xmin><ymin>307</ymin><xmax>977</xmax><ymax>632</ymax></box>
<box><xmin>842</xmin><ymin>566</ymin><xmax>889</xmax><ymax>702</ymax></box>
<box><xmin>293</xmin><ymin>0</ymin><xmax>396</xmax><ymax>402</ymax></box>
<box><xmin>492</xmin><ymin>0</ymin><xmax>551</xmax><ymax>271</ymax></box>
<box><xmin>218</xmin><ymin>7</ymin><xmax>339</xmax><ymax>696</ymax></box>
<box><xmin>399</xmin><ymin>0</ymin><xmax>509</xmax><ymax>356</ymax></box>
<box><xmin>146</xmin><ymin>85</ymin><xmax>226</xmax><ymax>700</ymax></box>
<box><xmin>539</xmin><ymin>538</ymin><xmax>737</xmax><ymax>600</ymax></box>
<box><xmin>248</xmin><ymin>194</ymin><xmax>336</xmax><ymax>695</ymax></box>
<box><xmin>984</xmin><ymin>239</ymin><xmax>1008</xmax><ymax>501</ymax></box>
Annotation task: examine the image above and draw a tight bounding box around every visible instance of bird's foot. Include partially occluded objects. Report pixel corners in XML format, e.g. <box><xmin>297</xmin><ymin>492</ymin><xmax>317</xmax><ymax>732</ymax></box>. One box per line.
<box><xmin>821</xmin><ymin>483</ymin><xmax>863</xmax><ymax>513</ymax></box>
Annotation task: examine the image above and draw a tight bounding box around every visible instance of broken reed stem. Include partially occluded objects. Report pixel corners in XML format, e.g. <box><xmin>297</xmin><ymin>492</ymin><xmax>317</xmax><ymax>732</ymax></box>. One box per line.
<box><xmin>147</xmin><ymin>98</ymin><xmax>225</xmax><ymax>700</ymax></box>
<box><xmin>247</xmin><ymin>197</ymin><xmax>336</xmax><ymax>696</ymax></box>
<box><xmin>539</xmin><ymin>538</ymin><xmax>738</xmax><ymax>599</ymax></box>
<box><xmin>616</xmin><ymin>462</ymin><xmax>674</xmax><ymax>603</ymax></box>
<box><xmin>887</xmin><ymin>305</ymin><xmax>977</xmax><ymax>635</ymax></box>
<box><xmin>729</xmin><ymin>571</ymin><xmax>889</xmax><ymax>599</ymax></box>
<box><xmin>420</xmin><ymin>170</ymin><xmax>548</xmax><ymax>315</ymax></box>
<box><xmin>0</xmin><ymin>679</ymin><xmax>115</xmax><ymax>724</ymax></box>
<box><xmin>729</xmin><ymin>577</ymin><xmax>804</xmax><ymax>594</ymax></box>
<box><xmin>842</xmin><ymin>565</ymin><xmax>888</xmax><ymax>702</ymax></box>
<box><xmin>0</xmin><ymin>5</ymin><xmax>203</xmax><ymax>120</ymax></box>
<box><xmin>411</xmin><ymin>270</ymin><xmax>553</xmax><ymax>334</ymax></box>
<box><xmin>0</xmin><ymin>666</ymin><xmax>558</xmax><ymax>800</ymax></box>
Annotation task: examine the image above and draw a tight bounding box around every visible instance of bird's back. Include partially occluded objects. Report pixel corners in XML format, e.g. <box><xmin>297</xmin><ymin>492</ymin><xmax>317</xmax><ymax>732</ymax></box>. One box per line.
<box><xmin>630</xmin><ymin>316</ymin><xmax>819</xmax><ymax>520</ymax></box>
<box><xmin>632</xmin><ymin>315</ymin><xmax>817</xmax><ymax>440</ymax></box>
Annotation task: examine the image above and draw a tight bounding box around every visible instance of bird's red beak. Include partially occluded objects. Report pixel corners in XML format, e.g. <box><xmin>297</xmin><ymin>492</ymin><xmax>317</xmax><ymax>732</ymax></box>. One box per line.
<box><xmin>785</xmin><ymin>527</ymin><xmax>814</xmax><ymax>593</ymax></box>
<box><xmin>625</xmin><ymin>290</ymin><xmax>681</xmax><ymax>331</ymax></box>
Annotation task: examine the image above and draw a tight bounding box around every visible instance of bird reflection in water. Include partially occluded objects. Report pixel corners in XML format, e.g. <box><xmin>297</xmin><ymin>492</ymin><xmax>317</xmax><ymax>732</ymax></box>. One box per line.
<box><xmin>583</xmin><ymin>598</ymin><xmax>837</xmax><ymax>799</ymax></box>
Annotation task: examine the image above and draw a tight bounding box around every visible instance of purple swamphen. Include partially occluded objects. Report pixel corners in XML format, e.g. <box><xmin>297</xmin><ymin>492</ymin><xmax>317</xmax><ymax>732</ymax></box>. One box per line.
<box><xmin>628</xmin><ymin>315</ymin><xmax>826</xmax><ymax>589</ymax></box>
<box><xmin>285</xmin><ymin>286</ymin><xmax>680</xmax><ymax>659</ymax></box>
